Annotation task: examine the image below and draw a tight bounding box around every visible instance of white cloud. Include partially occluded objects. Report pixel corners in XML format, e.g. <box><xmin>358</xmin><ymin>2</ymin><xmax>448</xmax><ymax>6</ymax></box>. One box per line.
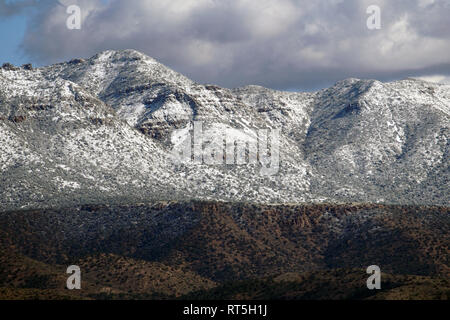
<box><xmin>14</xmin><ymin>0</ymin><xmax>450</xmax><ymax>90</ymax></box>
<box><xmin>414</xmin><ymin>75</ymin><xmax>450</xmax><ymax>84</ymax></box>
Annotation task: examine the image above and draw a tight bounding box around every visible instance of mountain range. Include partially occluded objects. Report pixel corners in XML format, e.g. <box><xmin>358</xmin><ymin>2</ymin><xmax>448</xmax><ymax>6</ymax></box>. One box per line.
<box><xmin>1</xmin><ymin>50</ymin><xmax>448</xmax><ymax>211</ymax></box>
<box><xmin>0</xmin><ymin>50</ymin><xmax>448</xmax><ymax>300</ymax></box>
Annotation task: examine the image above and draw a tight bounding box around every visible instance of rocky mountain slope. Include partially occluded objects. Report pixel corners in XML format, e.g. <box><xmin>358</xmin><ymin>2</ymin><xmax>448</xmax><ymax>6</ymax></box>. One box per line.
<box><xmin>0</xmin><ymin>50</ymin><xmax>448</xmax><ymax>210</ymax></box>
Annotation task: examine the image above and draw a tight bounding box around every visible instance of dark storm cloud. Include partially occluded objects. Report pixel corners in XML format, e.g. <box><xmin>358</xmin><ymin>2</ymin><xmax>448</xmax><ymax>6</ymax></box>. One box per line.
<box><xmin>14</xmin><ymin>0</ymin><xmax>450</xmax><ymax>90</ymax></box>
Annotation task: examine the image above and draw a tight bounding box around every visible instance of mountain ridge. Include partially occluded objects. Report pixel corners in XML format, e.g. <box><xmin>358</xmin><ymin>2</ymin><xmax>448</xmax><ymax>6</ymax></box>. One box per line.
<box><xmin>0</xmin><ymin>49</ymin><xmax>448</xmax><ymax>211</ymax></box>
<box><xmin>0</xmin><ymin>201</ymin><xmax>448</xmax><ymax>299</ymax></box>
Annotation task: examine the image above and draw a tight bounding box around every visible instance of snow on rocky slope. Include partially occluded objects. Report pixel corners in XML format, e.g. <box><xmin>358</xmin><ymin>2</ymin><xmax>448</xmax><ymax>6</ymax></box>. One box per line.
<box><xmin>0</xmin><ymin>50</ymin><xmax>448</xmax><ymax>211</ymax></box>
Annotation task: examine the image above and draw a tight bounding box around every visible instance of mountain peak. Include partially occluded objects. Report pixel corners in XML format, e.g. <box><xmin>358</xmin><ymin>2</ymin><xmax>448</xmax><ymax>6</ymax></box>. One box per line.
<box><xmin>41</xmin><ymin>49</ymin><xmax>194</xmax><ymax>97</ymax></box>
<box><xmin>91</xmin><ymin>49</ymin><xmax>157</xmax><ymax>64</ymax></box>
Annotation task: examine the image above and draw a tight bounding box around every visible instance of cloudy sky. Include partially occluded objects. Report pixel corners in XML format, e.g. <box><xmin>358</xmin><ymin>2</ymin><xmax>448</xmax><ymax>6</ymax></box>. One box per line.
<box><xmin>1</xmin><ymin>0</ymin><xmax>450</xmax><ymax>90</ymax></box>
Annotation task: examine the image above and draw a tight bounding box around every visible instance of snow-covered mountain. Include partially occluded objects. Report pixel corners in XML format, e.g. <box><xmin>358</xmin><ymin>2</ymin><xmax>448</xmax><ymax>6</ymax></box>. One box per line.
<box><xmin>0</xmin><ymin>50</ymin><xmax>448</xmax><ymax>211</ymax></box>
